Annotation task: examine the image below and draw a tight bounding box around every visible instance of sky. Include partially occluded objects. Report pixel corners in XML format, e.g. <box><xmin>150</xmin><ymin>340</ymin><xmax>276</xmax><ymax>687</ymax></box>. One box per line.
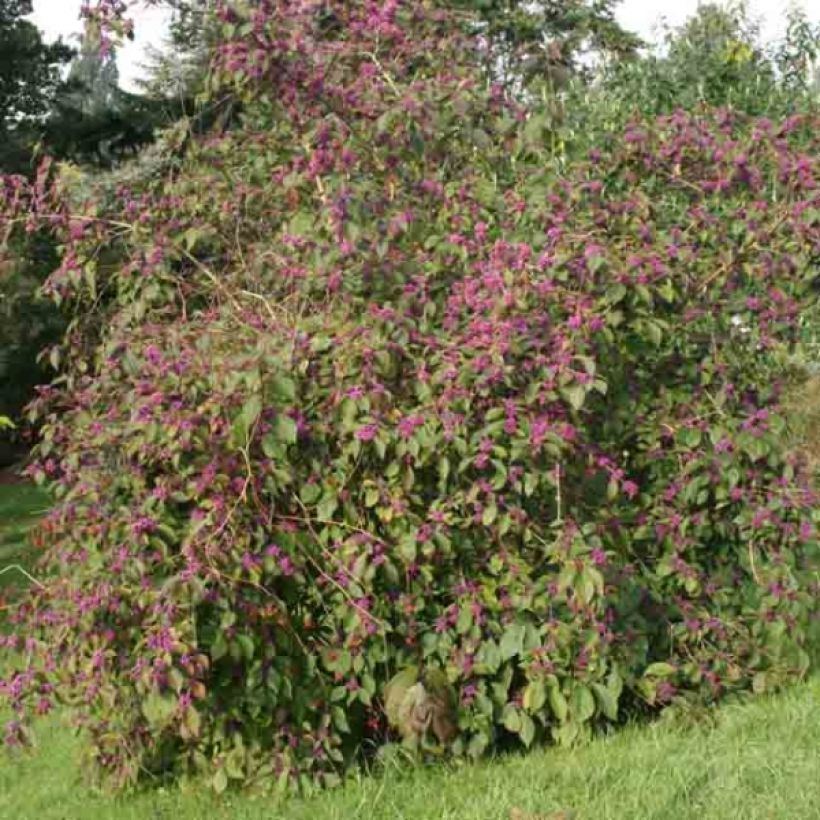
<box><xmin>28</xmin><ymin>1</ymin><xmax>174</xmax><ymax>92</ymax></box>
<box><xmin>27</xmin><ymin>0</ymin><xmax>820</xmax><ymax>92</ymax></box>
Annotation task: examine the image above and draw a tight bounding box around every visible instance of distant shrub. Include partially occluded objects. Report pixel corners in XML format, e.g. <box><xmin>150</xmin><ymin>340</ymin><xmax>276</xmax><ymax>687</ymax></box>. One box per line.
<box><xmin>1</xmin><ymin>0</ymin><xmax>818</xmax><ymax>794</ymax></box>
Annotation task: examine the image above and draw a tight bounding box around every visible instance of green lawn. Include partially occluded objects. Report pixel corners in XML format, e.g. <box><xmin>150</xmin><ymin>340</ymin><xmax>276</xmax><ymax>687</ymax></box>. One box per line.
<box><xmin>0</xmin><ymin>677</ymin><xmax>816</xmax><ymax>820</ymax></box>
<box><xmin>1</xmin><ymin>482</ymin><xmax>819</xmax><ymax>819</ymax></box>
<box><xmin>0</xmin><ymin>481</ymin><xmax>50</xmax><ymax>597</ymax></box>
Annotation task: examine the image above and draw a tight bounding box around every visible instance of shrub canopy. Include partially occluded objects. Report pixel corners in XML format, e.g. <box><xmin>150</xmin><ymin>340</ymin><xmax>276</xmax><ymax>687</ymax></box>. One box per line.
<box><xmin>1</xmin><ymin>0</ymin><xmax>819</xmax><ymax>793</ymax></box>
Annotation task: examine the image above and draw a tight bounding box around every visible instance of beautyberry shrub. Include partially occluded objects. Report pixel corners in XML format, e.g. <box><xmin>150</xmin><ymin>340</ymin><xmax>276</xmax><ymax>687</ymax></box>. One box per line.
<box><xmin>1</xmin><ymin>0</ymin><xmax>818</xmax><ymax>792</ymax></box>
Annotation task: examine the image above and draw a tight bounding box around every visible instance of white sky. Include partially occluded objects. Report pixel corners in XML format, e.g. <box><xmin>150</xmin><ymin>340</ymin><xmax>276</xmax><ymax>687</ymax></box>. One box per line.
<box><xmin>617</xmin><ymin>0</ymin><xmax>820</xmax><ymax>44</ymax></box>
<box><xmin>28</xmin><ymin>1</ymin><xmax>173</xmax><ymax>92</ymax></box>
<box><xmin>27</xmin><ymin>0</ymin><xmax>820</xmax><ymax>92</ymax></box>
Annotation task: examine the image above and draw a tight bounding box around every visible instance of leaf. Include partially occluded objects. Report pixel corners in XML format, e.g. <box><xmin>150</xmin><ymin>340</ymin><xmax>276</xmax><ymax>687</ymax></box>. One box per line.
<box><xmin>523</xmin><ymin>472</ymin><xmax>538</xmax><ymax>496</ymax></box>
<box><xmin>518</xmin><ymin>712</ymin><xmax>535</xmax><ymax>747</ymax></box>
<box><xmin>271</xmin><ymin>374</ymin><xmax>296</xmax><ymax>401</ymax></box>
<box><xmin>577</xmin><ymin>568</ymin><xmax>596</xmax><ymax>604</ymax></box>
<box><xmin>548</xmin><ymin>685</ymin><xmax>568</xmax><ymax>722</ymax></box>
<box><xmin>233</xmin><ymin>394</ymin><xmax>262</xmax><ymax>445</ymax></box>
<box><xmin>607</xmin><ymin>667</ymin><xmax>624</xmax><ymax>701</ymax></box>
<box><xmin>317</xmin><ymin>493</ymin><xmax>338</xmax><ymax>521</ymax></box>
<box><xmin>644</xmin><ymin>662</ymin><xmax>676</xmax><ymax>678</ymax></box>
<box><xmin>606</xmin><ymin>282</ymin><xmax>626</xmax><ymax>305</ymax></box>
<box><xmin>236</xmin><ymin>634</ymin><xmax>255</xmax><ymax>661</ymax></box>
<box><xmin>591</xmin><ymin>682</ymin><xmax>618</xmax><ymax>721</ymax></box>
<box><xmin>272</xmin><ymin>414</ymin><xmax>298</xmax><ymax>445</ymax></box>
<box><xmin>456</xmin><ymin>606</ymin><xmax>473</xmax><ymax>634</ymax></box>
<box><xmin>571</xmin><ymin>685</ymin><xmax>595</xmax><ymax>722</ymax></box>
<box><xmin>399</xmin><ymin>533</ymin><xmax>418</xmax><ymax>564</ymax></box>
<box><xmin>499</xmin><ymin>623</ymin><xmax>525</xmax><ymax>660</ymax></box>
<box><xmin>467</xmin><ymin>730</ymin><xmax>489</xmax><ymax>758</ymax></box>
<box><xmin>142</xmin><ymin>691</ymin><xmax>177</xmax><ymax>728</ymax></box>
<box><xmin>212</xmin><ymin>768</ymin><xmax>228</xmax><ymax>794</ymax></box>
<box><xmin>645</xmin><ymin>320</ymin><xmax>663</xmax><ymax>346</ymax></box>
<box><xmin>300</xmin><ymin>483</ymin><xmax>321</xmax><ymax>504</ymax></box>
<box><xmin>561</xmin><ymin>384</ymin><xmax>586</xmax><ymax>412</ymax></box>
<box><xmin>384</xmin><ymin>666</ymin><xmax>419</xmax><ymax>729</ymax></box>
<box><xmin>225</xmin><ymin>748</ymin><xmax>245</xmax><ymax>780</ymax></box>
<box><xmin>482</xmin><ymin>503</ymin><xmax>498</xmax><ymax>526</ymax></box>
<box><xmin>211</xmin><ymin>632</ymin><xmax>227</xmax><ymax>661</ymax></box>
<box><xmin>183</xmin><ymin>706</ymin><xmax>201</xmax><ymax>738</ymax></box>
<box><xmin>502</xmin><ymin>704</ymin><xmax>521</xmax><ymax>733</ymax></box>
<box><xmin>523</xmin><ymin>679</ymin><xmax>547</xmax><ymax>713</ymax></box>
<box><xmin>332</xmin><ymin>706</ymin><xmax>350</xmax><ymax>733</ymax></box>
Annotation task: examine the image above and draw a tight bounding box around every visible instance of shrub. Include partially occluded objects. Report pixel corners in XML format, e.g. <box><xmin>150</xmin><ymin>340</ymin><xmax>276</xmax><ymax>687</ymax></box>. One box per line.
<box><xmin>1</xmin><ymin>0</ymin><xmax>818</xmax><ymax>793</ymax></box>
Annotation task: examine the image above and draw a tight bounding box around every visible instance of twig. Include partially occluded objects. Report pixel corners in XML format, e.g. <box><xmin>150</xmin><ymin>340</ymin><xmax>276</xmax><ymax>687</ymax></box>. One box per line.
<box><xmin>0</xmin><ymin>565</ymin><xmax>46</xmax><ymax>589</ymax></box>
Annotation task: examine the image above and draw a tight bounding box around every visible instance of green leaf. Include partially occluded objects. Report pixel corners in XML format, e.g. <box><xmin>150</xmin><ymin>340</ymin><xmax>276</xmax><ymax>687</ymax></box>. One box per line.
<box><xmin>561</xmin><ymin>384</ymin><xmax>586</xmax><ymax>412</ymax></box>
<box><xmin>384</xmin><ymin>666</ymin><xmax>419</xmax><ymax>729</ymax></box>
<box><xmin>571</xmin><ymin>685</ymin><xmax>595</xmax><ymax>722</ymax></box>
<box><xmin>523</xmin><ymin>679</ymin><xmax>546</xmax><ymax>713</ymax></box>
<box><xmin>523</xmin><ymin>472</ymin><xmax>538</xmax><ymax>496</ymax></box>
<box><xmin>183</xmin><ymin>706</ymin><xmax>201</xmax><ymax>738</ymax></box>
<box><xmin>399</xmin><ymin>533</ymin><xmax>418</xmax><ymax>564</ymax></box>
<box><xmin>211</xmin><ymin>632</ymin><xmax>227</xmax><ymax>661</ymax></box>
<box><xmin>644</xmin><ymin>662</ymin><xmax>676</xmax><ymax>678</ymax></box>
<box><xmin>233</xmin><ymin>394</ymin><xmax>262</xmax><ymax>445</ymax></box>
<box><xmin>548</xmin><ymin>685</ymin><xmax>568</xmax><ymax>722</ymax></box>
<box><xmin>300</xmin><ymin>483</ymin><xmax>321</xmax><ymax>504</ymax></box>
<box><xmin>332</xmin><ymin>706</ymin><xmax>350</xmax><ymax>733</ymax></box>
<box><xmin>518</xmin><ymin>712</ymin><xmax>535</xmax><ymax>747</ymax></box>
<box><xmin>212</xmin><ymin>769</ymin><xmax>228</xmax><ymax>794</ymax></box>
<box><xmin>317</xmin><ymin>494</ymin><xmax>338</xmax><ymax>521</ymax></box>
<box><xmin>646</xmin><ymin>320</ymin><xmax>663</xmax><ymax>346</ymax></box>
<box><xmin>236</xmin><ymin>634</ymin><xmax>255</xmax><ymax>661</ymax></box>
<box><xmin>591</xmin><ymin>682</ymin><xmax>618</xmax><ymax>720</ymax></box>
<box><xmin>225</xmin><ymin>748</ymin><xmax>245</xmax><ymax>780</ymax></box>
<box><xmin>502</xmin><ymin>704</ymin><xmax>521</xmax><ymax>733</ymax></box>
<box><xmin>273</xmin><ymin>415</ymin><xmax>298</xmax><ymax>445</ymax></box>
<box><xmin>456</xmin><ymin>606</ymin><xmax>473</xmax><ymax>634</ymax></box>
<box><xmin>482</xmin><ymin>503</ymin><xmax>498</xmax><ymax>526</ymax></box>
<box><xmin>142</xmin><ymin>692</ymin><xmax>177</xmax><ymax>728</ymax></box>
<box><xmin>467</xmin><ymin>730</ymin><xmax>489</xmax><ymax>758</ymax></box>
<box><xmin>499</xmin><ymin>623</ymin><xmax>525</xmax><ymax>660</ymax></box>
<box><xmin>271</xmin><ymin>374</ymin><xmax>296</xmax><ymax>401</ymax></box>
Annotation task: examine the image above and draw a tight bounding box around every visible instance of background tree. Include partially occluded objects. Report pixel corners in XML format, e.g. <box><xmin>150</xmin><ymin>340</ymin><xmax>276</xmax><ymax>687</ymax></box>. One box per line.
<box><xmin>454</xmin><ymin>0</ymin><xmax>643</xmax><ymax>90</ymax></box>
<box><xmin>0</xmin><ymin>9</ymin><xmax>166</xmax><ymax>439</ymax></box>
<box><xmin>592</xmin><ymin>3</ymin><xmax>819</xmax><ymax>118</ymax></box>
<box><xmin>0</xmin><ymin>1</ymin><xmax>72</xmax><ymax>448</ymax></box>
<box><xmin>139</xmin><ymin>0</ymin><xmax>215</xmax><ymax>104</ymax></box>
<box><xmin>43</xmin><ymin>36</ymin><xmax>164</xmax><ymax>167</ymax></box>
<box><xmin>0</xmin><ymin>0</ymin><xmax>73</xmax><ymax>173</ymax></box>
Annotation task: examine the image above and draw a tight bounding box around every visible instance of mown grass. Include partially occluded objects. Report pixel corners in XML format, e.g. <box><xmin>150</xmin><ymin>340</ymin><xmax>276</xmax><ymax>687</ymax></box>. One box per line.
<box><xmin>0</xmin><ymin>481</ymin><xmax>50</xmax><ymax>597</ymax></box>
<box><xmin>0</xmin><ymin>678</ymin><xmax>818</xmax><ymax>820</ymax></box>
<box><xmin>2</xmin><ymin>484</ymin><xmax>819</xmax><ymax>819</ymax></box>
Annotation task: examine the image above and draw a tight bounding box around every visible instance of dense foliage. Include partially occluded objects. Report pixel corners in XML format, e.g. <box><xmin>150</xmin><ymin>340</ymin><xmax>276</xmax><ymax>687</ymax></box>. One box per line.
<box><xmin>593</xmin><ymin>4</ymin><xmax>820</xmax><ymax>120</ymax></box>
<box><xmin>1</xmin><ymin>0</ymin><xmax>818</xmax><ymax>795</ymax></box>
<box><xmin>0</xmin><ymin>0</ymin><xmax>73</xmax><ymax>173</ymax></box>
<box><xmin>0</xmin><ymin>15</ymin><xmax>170</xmax><ymax>431</ymax></box>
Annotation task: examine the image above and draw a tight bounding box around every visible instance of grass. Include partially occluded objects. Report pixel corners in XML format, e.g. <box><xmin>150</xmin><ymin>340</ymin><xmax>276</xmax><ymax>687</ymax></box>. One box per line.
<box><xmin>0</xmin><ymin>481</ymin><xmax>50</xmax><ymax>597</ymax></box>
<box><xmin>2</xmin><ymin>482</ymin><xmax>819</xmax><ymax>819</ymax></box>
<box><xmin>0</xmin><ymin>678</ymin><xmax>818</xmax><ymax>820</ymax></box>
